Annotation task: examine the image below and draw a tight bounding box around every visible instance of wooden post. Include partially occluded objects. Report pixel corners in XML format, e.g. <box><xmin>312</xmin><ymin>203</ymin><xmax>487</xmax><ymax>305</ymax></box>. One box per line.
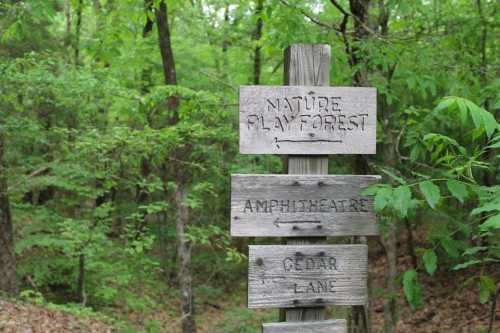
<box><xmin>281</xmin><ymin>43</ymin><xmax>331</xmax><ymax>322</ymax></box>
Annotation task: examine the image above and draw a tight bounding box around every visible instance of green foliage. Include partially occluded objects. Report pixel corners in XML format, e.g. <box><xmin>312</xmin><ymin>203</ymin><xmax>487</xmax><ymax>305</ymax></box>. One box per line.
<box><xmin>403</xmin><ymin>269</ymin><xmax>422</xmax><ymax>311</ymax></box>
<box><xmin>478</xmin><ymin>275</ymin><xmax>496</xmax><ymax>304</ymax></box>
<box><xmin>422</xmin><ymin>249</ymin><xmax>437</xmax><ymax>276</ymax></box>
<box><xmin>418</xmin><ymin>181</ymin><xmax>441</xmax><ymax>209</ymax></box>
<box><xmin>446</xmin><ymin>180</ymin><xmax>469</xmax><ymax>203</ymax></box>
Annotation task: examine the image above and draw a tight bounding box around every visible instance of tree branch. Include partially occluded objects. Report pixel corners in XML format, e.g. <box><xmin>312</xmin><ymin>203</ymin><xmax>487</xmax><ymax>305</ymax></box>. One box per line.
<box><xmin>329</xmin><ymin>0</ymin><xmax>380</xmax><ymax>37</ymax></box>
<box><xmin>280</xmin><ymin>0</ymin><xmax>338</xmax><ymax>31</ymax></box>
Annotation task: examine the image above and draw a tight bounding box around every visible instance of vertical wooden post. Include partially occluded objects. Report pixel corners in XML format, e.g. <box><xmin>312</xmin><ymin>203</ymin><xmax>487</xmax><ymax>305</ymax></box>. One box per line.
<box><xmin>281</xmin><ymin>44</ymin><xmax>331</xmax><ymax>322</ymax></box>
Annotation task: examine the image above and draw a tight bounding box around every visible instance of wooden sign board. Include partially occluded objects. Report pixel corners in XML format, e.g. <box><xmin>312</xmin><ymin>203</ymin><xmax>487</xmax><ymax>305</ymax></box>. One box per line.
<box><xmin>231</xmin><ymin>174</ymin><xmax>380</xmax><ymax>237</ymax></box>
<box><xmin>248</xmin><ymin>245</ymin><xmax>368</xmax><ymax>309</ymax></box>
<box><xmin>239</xmin><ymin>86</ymin><xmax>376</xmax><ymax>155</ymax></box>
<box><xmin>262</xmin><ymin>319</ymin><xmax>347</xmax><ymax>333</ymax></box>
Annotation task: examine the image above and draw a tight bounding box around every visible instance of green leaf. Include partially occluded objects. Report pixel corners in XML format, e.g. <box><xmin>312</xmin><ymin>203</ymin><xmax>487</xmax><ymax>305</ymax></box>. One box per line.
<box><xmin>481</xmin><ymin>110</ymin><xmax>498</xmax><ymax>138</ymax></box>
<box><xmin>379</xmin><ymin>168</ymin><xmax>406</xmax><ymax>185</ymax></box>
<box><xmin>403</xmin><ymin>269</ymin><xmax>422</xmax><ymax>310</ymax></box>
<box><xmin>463</xmin><ymin>246</ymin><xmax>488</xmax><ymax>256</ymax></box>
<box><xmin>434</xmin><ymin>97</ymin><xmax>456</xmax><ymax>112</ymax></box>
<box><xmin>479</xmin><ymin>214</ymin><xmax>500</xmax><ymax>231</ymax></box>
<box><xmin>419</xmin><ymin>181</ymin><xmax>440</xmax><ymax>209</ymax></box>
<box><xmin>479</xmin><ymin>276</ymin><xmax>496</xmax><ymax>304</ymax></box>
<box><xmin>441</xmin><ymin>237</ymin><xmax>460</xmax><ymax>259</ymax></box>
<box><xmin>393</xmin><ymin>185</ymin><xmax>412</xmax><ymax>218</ymax></box>
<box><xmin>373</xmin><ymin>187</ymin><xmax>393</xmax><ymax>212</ymax></box>
<box><xmin>446</xmin><ymin>180</ymin><xmax>468</xmax><ymax>203</ymax></box>
<box><xmin>423</xmin><ymin>249</ymin><xmax>437</xmax><ymax>276</ymax></box>
<box><xmin>453</xmin><ymin>259</ymin><xmax>482</xmax><ymax>270</ymax></box>
<box><xmin>472</xmin><ymin>202</ymin><xmax>500</xmax><ymax>215</ymax></box>
<box><xmin>487</xmin><ymin>141</ymin><xmax>500</xmax><ymax>149</ymax></box>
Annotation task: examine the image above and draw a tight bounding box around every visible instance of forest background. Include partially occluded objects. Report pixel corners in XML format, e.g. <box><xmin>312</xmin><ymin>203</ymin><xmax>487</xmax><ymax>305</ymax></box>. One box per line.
<box><xmin>0</xmin><ymin>0</ymin><xmax>499</xmax><ymax>332</ymax></box>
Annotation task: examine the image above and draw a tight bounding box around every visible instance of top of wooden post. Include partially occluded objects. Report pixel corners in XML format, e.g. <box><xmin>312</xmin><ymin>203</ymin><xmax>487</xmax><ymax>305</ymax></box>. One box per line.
<box><xmin>285</xmin><ymin>44</ymin><xmax>331</xmax><ymax>86</ymax></box>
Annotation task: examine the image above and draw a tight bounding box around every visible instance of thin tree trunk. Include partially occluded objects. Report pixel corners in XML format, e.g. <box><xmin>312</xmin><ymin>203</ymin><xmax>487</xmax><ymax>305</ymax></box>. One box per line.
<box><xmin>92</xmin><ymin>0</ymin><xmax>102</xmax><ymax>31</ymax></box>
<box><xmin>77</xmin><ymin>253</ymin><xmax>86</xmax><ymax>305</ymax></box>
<box><xmin>75</xmin><ymin>0</ymin><xmax>83</xmax><ymax>65</ymax></box>
<box><xmin>487</xmin><ymin>286</ymin><xmax>499</xmax><ymax>333</ymax></box>
<box><xmin>155</xmin><ymin>0</ymin><xmax>179</xmax><ymax>121</ymax></box>
<box><xmin>347</xmin><ymin>2</ymin><xmax>372</xmax><ymax>332</ymax></box>
<box><xmin>383</xmin><ymin>222</ymin><xmax>397</xmax><ymax>333</ymax></box>
<box><xmin>374</xmin><ymin>2</ymin><xmax>399</xmax><ymax>331</ymax></box>
<box><xmin>349</xmin><ymin>0</ymin><xmax>371</xmax><ymax>87</ymax></box>
<box><xmin>141</xmin><ymin>0</ymin><xmax>155</xmax><ymax>95</ymax></box>
<box><xmin>219</xmin><ymin>2</ymin><xmax>231</xmax><ymax>83</ymax></box>
<box><xmin>252</xmin><ymin>0</ymin><xmax>264</xmax><ymax>84</ymax></box>
<box><xmin>476</xmin><ymin>0</ymin><xmax>495</xmax><ymax>187</ymax></box>
<box><xmin>155</xmin><ymin>2</ymin><xmax>196</xmax><ymax>332</ymax></box>
<box><xmin>405</xmin><ymin>218</ymin><xmax>417</xmax><ymax>268</ymax></box>
<box><xmin>0</xmin><ymin>131</ymin><xmax>18</xmax><ymax>296</ymax></box>
<box><xmin>174</xmin><ymin>185</ymin><xmax>196</xmax><ymax>333</ymax></box>
<box><xmin>64</xmin><ymin>0</ymin><xmax>72</xmax><ymax>47</ymax></box>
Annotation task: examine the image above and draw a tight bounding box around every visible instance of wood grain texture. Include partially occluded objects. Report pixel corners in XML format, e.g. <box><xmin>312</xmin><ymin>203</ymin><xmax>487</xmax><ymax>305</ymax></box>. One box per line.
<box><xmin>231</xmin><ymin>174</ymin><xmax>380</xmax><ymax>237</ymax></box>
<box><xmin>239</xmin><ymin>85</ymin><xmax>376</xmax><ymax>155</ymax></box>
<box><xmin>248</xmin><ymin>245</ymin><xmax>368</xmax><ymax>309</ymax></box>
<box><xmin>283</xmin><ymin>44</ymin><xmax>330</xmax><ymax>322</ymax></box>
<box><xmin>262</xmin><ymin>319</ymin><xmax>347</xmax><ymax>333</ymax></box>
<box><xmin>284</xmin><ymin>44</ymin><xmax>331</xmax><ymax>86</ymax></box>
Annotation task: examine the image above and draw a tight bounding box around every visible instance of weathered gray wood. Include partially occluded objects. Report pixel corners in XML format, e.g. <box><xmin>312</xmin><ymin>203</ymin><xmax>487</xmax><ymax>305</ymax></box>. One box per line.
<box><xmin>284</xmin><ymin>44</ymin><xmax>330</xmax><ymax>322</ymax></box>
<box><xmin>239</xmin><ymin>85</ymin><xmax>376</xmax><ymax>155</ymax></box>
<box><xmin>263</xmin><ymin>319</ymin><xmax>347</xmax><ymax>333</ymax></box>
<box><xmin>231</xmin><ymin>174</ymin><xmax>380</xmax><ymax>237</ymax></box>
<box><xmin>248</xmin><ymin>245</ymin><xmax>368</xmax><ymax>309</ymax></box>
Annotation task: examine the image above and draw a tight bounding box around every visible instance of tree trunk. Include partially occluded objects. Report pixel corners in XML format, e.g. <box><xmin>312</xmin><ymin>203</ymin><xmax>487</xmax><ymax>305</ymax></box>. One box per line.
<box><xmin>141</xmin><ymin>0</ymin><xmax>155</xmax><ymax>95</ymax></box>
<box><xmin>347</xmin><ymin>2</ymin><xmax>372</xmax><ymax>332</ymax></box>
<box><xmin>174</xmin><ymin>185</ymin><xmax>196</xmax><ymax>333</ymax></box>
<box><xmin>75</xmin><ymin>0</ymin><xmax>83</xmax><ymax>65</ymax></box>
<box><xmin>405</xmin><ymin>218</ymin><xmax>417</xmax><ymax>269</ymax></box>
<box><xmin>349</xmin><ymin>0</ymin><xmax>371</xmax><ymax>87</ymax></box>
<box><xmin>0</xmin><ymin>132</ymin><xmax>18</xmax><ymax>296</ymax></box>
<box><xmin>155</xmin><ymin>0</ymin><xmax>179</xmax><ymax>121</ymax></box>
<box><xmin>252</xmin><ymin>0</ymin><xmax>264</xmax><ymax>84</ymax></box>
<box><xmin>221</xmin><ymin>3</ymin><xmax>230</xmax><ymax>82</ymax></box>
<box><xmin>77</xmin><ymin>253</ymin><xmax>86</xmax><ymax>305</ymax></box>
<box><xmin>64</xmin><ymin>0</ymin><xmax>72</xmax><ymax>47</ymax></box>
<box><xmin>154</xmin><ymin>3</ymin><xmax>196</xmax><ymax>332</ymax></box>
<box><xmin>377</xmin><ymin>2</ymin><xmax>398</xmax><ymax>329</ymax></box>
<box><xmin>382</xmin><ymin>221</ymin><xmax>397</xmax><ymax>333</ymax></box>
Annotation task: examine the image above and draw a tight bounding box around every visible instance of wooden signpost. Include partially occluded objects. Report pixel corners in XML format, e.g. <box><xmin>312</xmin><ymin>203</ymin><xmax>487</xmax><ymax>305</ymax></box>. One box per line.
<box><xmin>248</xmin><ymin>245</ymin><xmax>368</xmax><ymax>308</ymax></box>
<box><xmin>231</xmin><ymin>174</ymin><xmax>380</xmax><ymax>237</ymax></box>
<box><xmin>239</xmin><ymin>86</ymin><xmax>376</xmax><ymax>155</ymax></box>
<box><xmin>230</xmin><ymin>43</ymin><xmax>378</xmax><ymax>333</ymax></box>
<box><xmin>262</xmin><ymin>319</ymin><xmax>347</xmax><ymax>333</ymax></box>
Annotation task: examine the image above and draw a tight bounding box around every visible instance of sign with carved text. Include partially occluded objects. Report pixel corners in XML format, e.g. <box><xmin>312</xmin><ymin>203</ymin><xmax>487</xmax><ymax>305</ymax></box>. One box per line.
<box><xmin>239</xmin><ymin>86</ymin><xmax>376</xmax><ymax>154</ymax></box>
<box><xmin>248</xmin><ymin>245</ymin><xmax>368</xmax><ymax>308</ymax></box>
<box><xmin>263</xmin><ymin>319</ymin><xmax>347</xmax><ymax>333</ymax></box>
<box><xmin>231</xmin><ymin>174</ymin><xmax>380</xmax><ymax>237</ymax></box>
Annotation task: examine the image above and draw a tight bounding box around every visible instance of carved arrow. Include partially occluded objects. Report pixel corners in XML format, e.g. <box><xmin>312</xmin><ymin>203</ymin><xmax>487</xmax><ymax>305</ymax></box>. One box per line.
<box><xmin>273</xmin><ymin>218</ymin><xmax>321</xmax><ymax>228</ymax></box>
<box><xmin>274</xmin><ymin>137</ymin><xmax>343</xmax><ymax>149</ymax></box>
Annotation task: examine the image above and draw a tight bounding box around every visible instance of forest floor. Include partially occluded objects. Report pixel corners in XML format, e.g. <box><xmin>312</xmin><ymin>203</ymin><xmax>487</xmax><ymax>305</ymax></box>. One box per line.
<box><xmin>369</xmin><ymin>244</ymin><xmax>500</xmax><ymax>333</ymax></box>
<box><xmin>0</xmin><ymin>298</ymin><xmax>116</xmax><ymax>332</ymax></box>
<box><xmin>1</xmin><ymin>242</ymin><xmax>498</xmax><ymax>333</ymax></box>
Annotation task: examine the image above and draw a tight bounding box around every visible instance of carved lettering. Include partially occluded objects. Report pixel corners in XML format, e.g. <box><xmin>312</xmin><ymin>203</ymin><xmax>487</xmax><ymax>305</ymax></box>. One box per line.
<box><xmin>293</xmin><ymin>279</ymin><xmax>338</xmax><ymax>294</ymax></box>
<box><xmin>242</xmin><ymin>198</ymin><xmax>371</xmax><ymax>214</ymax></box>
<box><xmin>282</xmin><ymin>255</ymin><xmax>338</xmax><ymax>272</ymax></box>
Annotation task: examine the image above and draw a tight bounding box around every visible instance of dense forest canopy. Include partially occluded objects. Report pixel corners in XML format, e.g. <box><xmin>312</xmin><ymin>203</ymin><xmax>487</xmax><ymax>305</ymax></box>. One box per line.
<box><xmin>0</xmin><ymin>0</ymin><xmax>498</xmax><ymax>332</ymax></box>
